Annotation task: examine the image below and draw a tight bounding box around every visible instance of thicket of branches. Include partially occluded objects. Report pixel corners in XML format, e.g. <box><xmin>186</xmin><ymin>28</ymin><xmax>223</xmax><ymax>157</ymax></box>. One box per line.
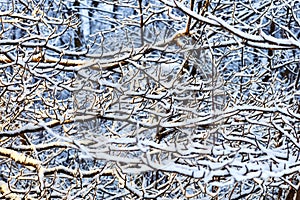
<box><xmin>0</xmin><ymin>0</ymin><xmax>299</xmax><ymax>199</ymax></box>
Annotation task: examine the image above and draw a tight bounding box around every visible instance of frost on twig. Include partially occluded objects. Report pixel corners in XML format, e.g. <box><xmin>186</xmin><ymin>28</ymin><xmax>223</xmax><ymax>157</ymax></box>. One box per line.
<box><xmin>0</xmin><ymin>181</ymin><xmax>21</xmax><ymax>200</ymax></box>
<box><xmin>0</xmin><ymin>147</ymin><xmax>41</xmax><ymax>169</ymax></box>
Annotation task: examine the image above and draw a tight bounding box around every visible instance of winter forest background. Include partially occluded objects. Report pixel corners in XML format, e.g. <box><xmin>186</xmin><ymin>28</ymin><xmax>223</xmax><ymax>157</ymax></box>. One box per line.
<box><xmin>0</xmin><ymin>0</ymin><xmax>299</xmax><ymax>199</ymax></box>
